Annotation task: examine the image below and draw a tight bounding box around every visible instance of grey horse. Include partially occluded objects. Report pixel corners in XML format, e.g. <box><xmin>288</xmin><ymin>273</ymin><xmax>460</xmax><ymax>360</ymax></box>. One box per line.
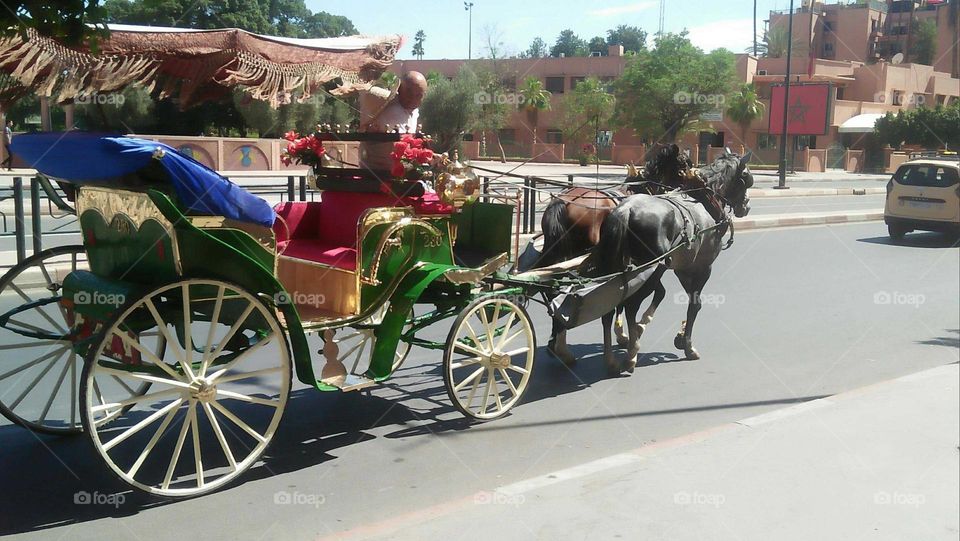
<box><xmin>566</xmin><ymin>151</ymin><xmax>754</xmax><ymax>375</ymax></box>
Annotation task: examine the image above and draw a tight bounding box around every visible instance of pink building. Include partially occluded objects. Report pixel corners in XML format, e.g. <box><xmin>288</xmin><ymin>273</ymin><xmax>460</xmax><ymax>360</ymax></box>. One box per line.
<box><xmin>397</xmin><ymin>0</ymin><xmax>958</xmax><ymax>171</ymax></box>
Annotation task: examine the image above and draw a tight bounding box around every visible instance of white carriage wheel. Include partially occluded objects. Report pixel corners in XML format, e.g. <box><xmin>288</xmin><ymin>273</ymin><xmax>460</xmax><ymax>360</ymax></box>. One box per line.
<box><xmin>0</xmin><ymin>245</ymin><xmax>155</xmax><ymax>435</ymax></box>
<box><xmin>324</xmin><ymin>303</ymin><xmax>413</xmax><ymax>378</ymax></box>
<box><xmin>443</xmin><ymin>296</ymin><xmax>536</xmax><ymax>421</ymax></box>
<box><xmin>80</xmin><ymin>279</ymin><xmax>291</xmax><ymax>497</ymax></box>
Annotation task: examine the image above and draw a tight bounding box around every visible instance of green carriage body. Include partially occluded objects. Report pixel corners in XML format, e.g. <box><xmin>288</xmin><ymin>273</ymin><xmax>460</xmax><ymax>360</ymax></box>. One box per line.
<box><xmin>61</xmin><ymin>182</ymin><xmax>515</xmax><ymax>391</ymax></box>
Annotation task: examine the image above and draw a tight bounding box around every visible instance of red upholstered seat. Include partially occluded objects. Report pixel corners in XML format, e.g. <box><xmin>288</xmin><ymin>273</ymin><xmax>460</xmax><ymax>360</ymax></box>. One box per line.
<box><xmin>275</xmin><ymin>239</ymin><xmax>357</xmax><ymax>271</ymax></box>
<box><xmin>272</xmin><ymin>191</ymin><xmax>453</xmax><ymax>271</ymax></box>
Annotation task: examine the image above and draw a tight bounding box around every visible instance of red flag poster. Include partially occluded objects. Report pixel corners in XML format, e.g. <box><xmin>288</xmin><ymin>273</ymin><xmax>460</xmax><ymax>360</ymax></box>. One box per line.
<box><xmin>768</xmin><ymin>83</ymin><xmax>832</xmax><ymax>136</ymax></box>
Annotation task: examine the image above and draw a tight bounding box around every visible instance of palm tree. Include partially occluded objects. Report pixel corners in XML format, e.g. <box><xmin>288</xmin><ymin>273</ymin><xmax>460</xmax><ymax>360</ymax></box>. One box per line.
<box><xmin>726</xmin><ymin>83</ymin><xmax>765</xmax><ymax>153</ymax></box>
<box><xmin>750</xmin><ymin>25</ymin><xmax>806</xmax><ymax>58</ymax></box>
<box><xmin>519</xmin><ymin>76</ymin><xmax>551</xmax><ymax>144</ymax></box>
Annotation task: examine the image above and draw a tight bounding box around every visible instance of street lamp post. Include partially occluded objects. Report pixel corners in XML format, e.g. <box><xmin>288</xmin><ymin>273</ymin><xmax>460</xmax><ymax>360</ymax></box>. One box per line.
<box><xmin>464</xmin><ymin>2</ymin><xmax>474</xmax><ymax>60</ymax></box>
<box><xmin>777</xmin><ymin>0</ymin><xmax>795</xmax><ymax>190</ymax></box>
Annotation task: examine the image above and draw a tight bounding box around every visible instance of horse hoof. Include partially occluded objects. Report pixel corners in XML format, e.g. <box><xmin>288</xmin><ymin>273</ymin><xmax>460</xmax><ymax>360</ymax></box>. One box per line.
<box><xmin>605</xmin><ymin>358</ymin><xmax>621</xmax><ymax>376</ymax></box>
<box><xmin>685</xmin><ymin>348</ymin><xmax>700</xmax><ymax>360</ymax></box>
<box><xmin>626</xmin><ymin>358</ymin><xmax>637</xmax><ymax>374</ymax></box>
<box><xmin>674</xmin><ymin>334</ymin><xmax>686</xmax><ymax>350</ymax></box>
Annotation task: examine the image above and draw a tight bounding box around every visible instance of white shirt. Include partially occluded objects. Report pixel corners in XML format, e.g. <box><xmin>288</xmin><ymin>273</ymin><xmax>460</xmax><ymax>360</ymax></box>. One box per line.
<box><xmin>359</xmin><ymin>101</ymin><xmax>420</xmax><ymax>171</ymax></box>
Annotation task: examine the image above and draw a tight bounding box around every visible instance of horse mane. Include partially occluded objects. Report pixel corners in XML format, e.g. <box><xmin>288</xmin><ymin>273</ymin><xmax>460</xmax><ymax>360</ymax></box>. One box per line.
<box><xmin>698</xmin><ymin>153</ymin><xmax>741</xmax><ymax>190</ymax></box>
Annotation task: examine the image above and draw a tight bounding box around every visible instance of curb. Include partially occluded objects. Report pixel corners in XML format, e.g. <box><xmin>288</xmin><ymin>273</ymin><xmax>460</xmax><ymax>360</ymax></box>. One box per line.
<box><xmin>733</xmin><ymin>210</ymin><xmax>883</xmax><ymax>230</ymax></box>
<box><xmin>747</xmin><ymin>187</ymin><xmax>886</xmax><ymax>198</ymax></box>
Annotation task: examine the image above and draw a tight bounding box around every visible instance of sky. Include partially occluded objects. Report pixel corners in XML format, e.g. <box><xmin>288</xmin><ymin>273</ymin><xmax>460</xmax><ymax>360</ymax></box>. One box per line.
<box><xmin>306</xmin><ymin>0</ymin><xmax>801</xmax><ymax>59</ymax></box>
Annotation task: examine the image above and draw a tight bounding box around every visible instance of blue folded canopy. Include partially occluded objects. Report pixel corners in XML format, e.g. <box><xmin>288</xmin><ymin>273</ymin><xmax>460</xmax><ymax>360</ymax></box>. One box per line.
<box><xmin>11</xmin><ymin>132</ymin><xmax>275</xmax><ymax>227</ymax></box>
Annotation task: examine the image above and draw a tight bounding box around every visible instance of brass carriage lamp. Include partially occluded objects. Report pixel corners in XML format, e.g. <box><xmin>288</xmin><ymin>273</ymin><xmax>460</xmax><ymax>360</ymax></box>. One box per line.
<box><xmin>436</xmin><ymin>151</ymin><xmax>480</xmax><ymax>208</ymax></box>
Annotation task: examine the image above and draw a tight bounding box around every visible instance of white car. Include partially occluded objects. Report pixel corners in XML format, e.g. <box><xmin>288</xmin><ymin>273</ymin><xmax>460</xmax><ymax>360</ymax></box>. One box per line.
<box><xmin>884</xmin><ymin>155</ymin><xmax>960</xmax><ymax>240</ymax></box>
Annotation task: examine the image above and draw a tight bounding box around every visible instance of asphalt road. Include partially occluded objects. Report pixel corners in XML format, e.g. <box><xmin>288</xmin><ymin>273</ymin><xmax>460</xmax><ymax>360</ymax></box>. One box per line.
<box><xmin>748</xmin><ymin>194</ymin><xmax>885</xmax><ymax>216</ymax></box>
<box><xmin>0</xmin><ymin>222</ymin><xmax>957</xmax><ymax>540</ymax></box>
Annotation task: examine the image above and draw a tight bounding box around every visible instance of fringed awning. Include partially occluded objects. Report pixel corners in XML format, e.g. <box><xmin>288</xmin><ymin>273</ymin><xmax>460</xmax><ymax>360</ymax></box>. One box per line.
<box><xmin>0</xmin><ymin>25</ymin><xmax>403</xmax><ymax>108</ymax></box>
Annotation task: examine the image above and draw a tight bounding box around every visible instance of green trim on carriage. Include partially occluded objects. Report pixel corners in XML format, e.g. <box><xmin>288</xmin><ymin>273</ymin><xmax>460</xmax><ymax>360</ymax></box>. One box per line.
<box><xmin>367</xmin><ymin>263</ymin><xmax>458</xmax><ymax>381</ymax></box>
<box><xmin>79</xmin><ymin>210</ymin><xmax>180</xmax><ymax>283</ymax></box>
<box><xmin>142</xmin><ymin>190</ymin><xmax>318</xmax><ymax>387</ymax></box>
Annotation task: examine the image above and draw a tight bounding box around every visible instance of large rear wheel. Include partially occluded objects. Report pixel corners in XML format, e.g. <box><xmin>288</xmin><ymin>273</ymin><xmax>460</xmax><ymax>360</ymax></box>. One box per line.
<box><xmin>80</xmin><ymin>279</ymin><xmax>291</xmax><ymax>497</ymax></box>
<box><xmin>0</xmin><ymin>246</ymin><xmax>158</xmax><ymax>434</ymax></box>
<box><xmin>443</xmin><ymin>296</ymin><xmax>535</xmax><ymax>421</ymax></box>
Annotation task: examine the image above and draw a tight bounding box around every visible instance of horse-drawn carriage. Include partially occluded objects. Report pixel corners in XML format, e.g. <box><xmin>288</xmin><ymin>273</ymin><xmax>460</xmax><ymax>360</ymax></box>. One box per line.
<box><xmin>0</xmin><ymin>130</ymin><xmax>753</xmax><ymax>499</ymax></box>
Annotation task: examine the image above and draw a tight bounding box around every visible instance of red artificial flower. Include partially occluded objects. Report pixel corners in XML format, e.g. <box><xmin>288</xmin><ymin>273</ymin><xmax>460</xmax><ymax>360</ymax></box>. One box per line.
<box><xmin>284</xmin><ymin>131</ymin><xmax>299</xmax><ymax>142</ymax></box>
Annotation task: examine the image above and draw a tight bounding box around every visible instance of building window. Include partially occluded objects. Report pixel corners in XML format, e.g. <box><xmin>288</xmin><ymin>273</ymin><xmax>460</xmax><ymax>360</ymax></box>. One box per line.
<box><xmin>824</xmin><ymin>21</ymin><xmax>834</xmax><ymax>32</ymax></box>
<box><xmin>836</xmin><ymin>86</ymin><xmax>846</xmax><ymax>100</ymax></box>
<box><xmin>823</xmin><ymin>42</ymin><xmax>834</xmax><ymax>53</ymax></box>
<box><xmin>545</xmin><ymin>77</ymin><xmax>565</xmax><ymax>94</ymax></box>
<box><xmin>570</xmin><ymin>76</ymin><xmax>586</xmax><ymax>90</ymax></box>
<box><xmin>757</xmin><ymin>134</ymin><xmax>778</xmax><ymax>150</ymax></box>
<box><xmin>545</xmin><ymin>129</ymin><xmax>563</xmax><ymax>144</ymax></box>
<box><xmin>497</xmin><ymin>129</ymin><xmax>516</xmax><ymax>145</ymax></box>
<box><xmin>500</xmin><ymin>76</ymin><xmax>517</xmax><ymax>91</ymax></box>
<box><xmin>892</xmin><ymin>90</ymin><xmax>905</xmax><ymax>105</ymax></box>
<box><xmin>795</xmin><ymin>135</ymin><xmax>816</xmax><ymax>150</ymax></box>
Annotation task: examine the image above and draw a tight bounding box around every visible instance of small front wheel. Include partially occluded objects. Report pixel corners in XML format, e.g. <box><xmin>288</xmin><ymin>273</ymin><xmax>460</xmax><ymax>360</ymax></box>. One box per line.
<box><xmin>443</xmin><ymin>296</ymin><xmax>535</xmax><ymax>421</ymax></box>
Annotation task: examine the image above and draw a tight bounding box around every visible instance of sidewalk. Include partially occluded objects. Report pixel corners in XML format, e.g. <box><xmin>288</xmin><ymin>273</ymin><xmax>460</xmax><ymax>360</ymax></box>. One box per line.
<box><xmin>338</xmin><ymin>364</ymin><xmax>959</xmax><ymax>541</ymax></box>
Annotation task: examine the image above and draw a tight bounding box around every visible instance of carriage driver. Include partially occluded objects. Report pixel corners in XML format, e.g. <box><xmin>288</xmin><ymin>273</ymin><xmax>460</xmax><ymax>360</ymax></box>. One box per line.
<box><xmin>358</xmin><ymin>71</ymin><xmax>428</xmax><ymax>172</ymax></box>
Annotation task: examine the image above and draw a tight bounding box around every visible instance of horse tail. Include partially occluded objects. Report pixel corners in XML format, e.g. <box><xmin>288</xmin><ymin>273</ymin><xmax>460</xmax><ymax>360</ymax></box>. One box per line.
<box><xmin>540</xmin><ymin>198</ymin><xmax>571</xmax><ymax>267</ymax></box>
<box><xmin>582</xmin><ymin>209</ymin><xmax>629</xmax><ymax>278</ymax></box>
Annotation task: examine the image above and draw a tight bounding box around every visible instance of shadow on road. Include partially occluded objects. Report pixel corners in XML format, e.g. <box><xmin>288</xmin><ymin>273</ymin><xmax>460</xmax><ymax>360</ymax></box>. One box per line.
<box><xmin>918</xmin><ymin>329</ymin><xmax>960</xmax><ymax>349</ymax></box>
<box><xmin>857</xmin><ymin>232</ymin><xmax>960</xmax><ymax>249</ymax></box>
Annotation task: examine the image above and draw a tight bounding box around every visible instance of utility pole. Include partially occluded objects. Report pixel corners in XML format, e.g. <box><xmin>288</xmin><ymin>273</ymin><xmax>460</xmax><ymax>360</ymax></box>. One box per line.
<box><xmin>464</xmin><ymin>2</ymin><xmax>474</xmax><ymax>60</ymax></box>
<box><xmin>753</xmin><ymin>0</ymin><xmax>758</xmax><ymax>55</ymax></box>
<box><xmin>777</xmin><ymin>0</ymin><xmax>795</xmax><ymax>190</ymax></box>
<box><xmin>658</xmin><ymin>0</ymin><xmax>665</xmax><ymax>35</ymax></box>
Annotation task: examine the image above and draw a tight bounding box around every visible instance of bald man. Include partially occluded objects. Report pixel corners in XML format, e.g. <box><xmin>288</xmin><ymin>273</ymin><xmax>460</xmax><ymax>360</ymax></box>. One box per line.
<box><xmin>359</xmin><ymin>71</ymin><xmax>428</xmax><ymax>172</ymax></box>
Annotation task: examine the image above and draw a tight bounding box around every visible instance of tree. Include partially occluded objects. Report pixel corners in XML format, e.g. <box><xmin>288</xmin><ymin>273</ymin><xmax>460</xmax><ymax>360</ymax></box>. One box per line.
<box><xmin>910</xmin><ymin>19</ymin><xmax>937</xmax><ymax>66</ymax></box>
<box><xmin>606</xmin><ymin>25</ymin><xmax>646</xmax><ymax>54</ymax></box>
<box><xmin>874</xmin><ymin>102</ymin><xmax>960</xmax><ymax>150</ymax></box>
<box><xmin>588</xmin><ymin>36</ymin><xmax>607</xmax><ymax>56</ymax></box>
<box><xmin>550</xmin><ymin>29</ymin><xmax>588</xmax><ymax>58</ymax></box>
<box><xmin>519</xmin><ymin>76</ymin><xmax>552</xmax><ymax>144</ymax></box>
<box><xmin>419</xmin><ymin>66</ymin><xmax>482</xmax><ymax>154</ymax></box>
<box><xmin>725</xmin><ymin>83</ymin><xmax>765</xmax><ymax>152</ymax></box>
<box><xmin>471</xmin><ymin>67</ymin><xmax>510</xmax><ymax>161</ymax></box>
<box><xmin>613</xmin><ymin>32</ymin><xmax>736</xmax><ymax>142</ymax></box>
<box><xmin>1</xmin><ymin>1</ymin><xmax>108</xmax><ymax>47</ymax></box>
<box><xmin>750</xmin><ymin>25</ymin><xmax>806</xmax><ymax>58</ymax></box>
<box><xmin>75</xmin><ymin>85</ymin><xmax>156</xmax><ymax>132</ymax></box>
<box><xmin>412</xmin><ymin>30</ymin><xmax>426</xmax><ymax>60</ymax></box>
<box><xmin>560</xmin><ymin>77</ymin><xmax>615</xmax><ymax>152</ymax></box>
<box><xmin>523</xmin><ymin>37</ymin><xmax>548</xmax><ymax>58</ymax></box>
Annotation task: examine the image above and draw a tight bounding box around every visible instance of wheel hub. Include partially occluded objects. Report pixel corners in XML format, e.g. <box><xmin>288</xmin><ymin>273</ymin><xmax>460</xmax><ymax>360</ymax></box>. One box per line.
<box><xmin>488</xmin><ymin>351</ymin><xmax>511</xmax><ymax>369</ymax></box>
<box><xmin>190</xmin><ymin>379</ymin><xmax>217</xmax><ymax>402</ymax></box>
